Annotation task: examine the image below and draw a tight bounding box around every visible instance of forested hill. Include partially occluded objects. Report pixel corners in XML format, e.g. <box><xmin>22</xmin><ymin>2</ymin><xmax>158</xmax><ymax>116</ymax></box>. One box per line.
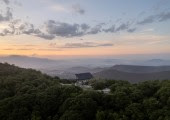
<box><xmin>0</xmin><ymin>63</ymin><xmax>60</xmax><ymax>100</ymax></box>
<box><xmin>0</xmin><ymin>63</ymin><xmax>170</xmax><ymax>120</ymax></box>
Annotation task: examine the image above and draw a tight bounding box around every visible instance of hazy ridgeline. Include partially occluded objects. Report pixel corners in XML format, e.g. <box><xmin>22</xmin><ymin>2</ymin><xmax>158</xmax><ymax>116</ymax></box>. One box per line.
<box><xmin>1</xmin><ymin>55</ymin><xmax>170</xmax><ymax>80</ymax></box>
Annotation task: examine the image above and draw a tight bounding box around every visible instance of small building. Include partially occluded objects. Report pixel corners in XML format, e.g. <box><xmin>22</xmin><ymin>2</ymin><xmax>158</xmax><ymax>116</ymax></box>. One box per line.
<box><xmin>97</xmin><ymin>88</ymin><xmax>111</xmax><ymax>94</ymax></box>
<box><xmin>75</xmin><ymin>73</ymin><xmax>93</xmax><ymax>86</ymax></box>
<box><xmin>75</xmin><ymin>72</ymin><xmax>93</xmax><ymax>81</ymax></box>
<box><xmin>102</xmin><ymin>88</ymin><xmax>110</xmax><ymax>94</ymax></box>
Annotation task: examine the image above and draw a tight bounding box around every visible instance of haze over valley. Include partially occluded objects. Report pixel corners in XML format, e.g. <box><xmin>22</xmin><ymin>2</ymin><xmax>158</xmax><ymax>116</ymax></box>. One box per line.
<box><xmin>1</xmin><ymin>55</ymin><xmax>170</xmax><ymax>81</ymax></box>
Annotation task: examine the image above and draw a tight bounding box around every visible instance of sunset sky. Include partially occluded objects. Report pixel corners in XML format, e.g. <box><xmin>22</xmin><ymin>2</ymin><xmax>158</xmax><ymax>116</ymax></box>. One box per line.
<box><xmin>0</xmin><ymin>0</ymin><xmax>170</xmax><ymax>57</ymax></box>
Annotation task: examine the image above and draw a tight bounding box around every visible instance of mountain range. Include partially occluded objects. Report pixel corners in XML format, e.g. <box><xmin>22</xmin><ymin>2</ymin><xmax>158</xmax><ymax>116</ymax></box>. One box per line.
<box><xmin>1</xmin><ymin>55</ymin><xmax>170</xmax><ymax>81</ymax></box>
<box><xmin>94</xmin><ymin>65</ymin><xmax>170</xmax><ymax>83</ymax></box>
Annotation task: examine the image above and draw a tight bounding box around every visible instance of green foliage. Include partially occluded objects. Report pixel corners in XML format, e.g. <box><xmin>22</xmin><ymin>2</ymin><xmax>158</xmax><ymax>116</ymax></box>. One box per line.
<box><xmin>92</xmin><ymin>81</ymin><xmax>106</xmax><ymax>90</ymax></box>
<box><xmin>0</xmin><ymin>63</ymin><xmax>170</xmax><ymax>120</ymax></box>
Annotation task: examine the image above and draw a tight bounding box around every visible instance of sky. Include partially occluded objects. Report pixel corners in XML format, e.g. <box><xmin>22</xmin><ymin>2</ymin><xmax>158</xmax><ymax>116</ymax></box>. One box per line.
<box><xmin>0</xmin><ymin>0</ymin><xmax>170</xmax><ymax>58</ymax></box>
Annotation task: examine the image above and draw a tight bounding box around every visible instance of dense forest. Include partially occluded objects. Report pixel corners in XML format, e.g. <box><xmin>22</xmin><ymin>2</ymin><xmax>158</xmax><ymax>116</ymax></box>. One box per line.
<box><xmin>0</xmin><ymin>63</ymin><xmax>170</xmax><ymax>120</ymax></box>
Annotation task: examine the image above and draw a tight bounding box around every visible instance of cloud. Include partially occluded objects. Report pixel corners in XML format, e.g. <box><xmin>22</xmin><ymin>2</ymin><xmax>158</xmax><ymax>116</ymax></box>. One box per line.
<box><xmin>36</xmin><ymin>33</ymin><xmax>55</xmax><ymax>40</ymax></box>
<box><xmin>45</xmin><ymin>20</ymin><xmax>88</xmax><ymax>37</ymax></box>
<box><xmin>0</xmin><ymin>19</ymin><xmax>87</xmax><ymax>40</ymax></box>
<box><xmin>103</xmin><ymin>22</ymin><xmax>136</xmax><ymax>33</ymax></box>
<box><xmin>21</xmin><ymin>23</ymin><xmax>35</xmax><ymax>34</ymax></box>
<box><xmin>63</xmin><ymin>42</ymin><xmax>113</xmax><ymax>48</ymax></box>
<box><xmin>137</xmin><ymin>15</ymin><xmax>156</xmax><ymax>25</ymax></box>
<box><xmin>2</xmin><ymin>0</ymin><xmax>22</xmax><ymax>6</ymax></box>
<box><xmin>37</xmin><ymin>48</ymin><xmax>62</xmax><ymax>51</ymax></box>
<box><xmin>137</xmin><ymin>11</ymin><xmax>170</xmax><ymax>25</ymax></box>
<box><xmin>49</xmin><ymin>4</ymin><xmax>85</xmax><ymax>15</ymax></box>
<box><xmin>72</xmin><ymin>4</ymin><xmax>85</xmax><ymax>15</ymax></box>
<box><xmin>127</xmin><ymin>28</ymin><xmax>136</xmax><ymax>33</ymax></box>
<box><xmin>158</xmin><ymin>12</ymin><xmax>170</xmax><ymax>22</ymax></box>
<box><xmin>50</xmin><ymin>4</ymin><xmax>68</xmax><ymax>13</ymax></box>
<box><xmin>12</xmin><ymin>44</ymin><xmax>37</xmax><ymax>47</ymax></box>
<box><xmin>0</xmin><ymin>21</ymin><xmax>55</xmax><ymax>40</ymax></box>
<box><xmin>88</xmin><ymin>26</ymin><xmax>101</xmax><ymax>34</ymax></box>
<box><xmin>1</xmin><ymin>48</ymin><xmax>62</xmax><ymax>51</ymax></box>
<box><xmin>115</xmin><ymin>22</ymin><xmax>130</xmax><ymax>32</ymax></box>
<box><xmin>0</xmin><ymin>28</ymin><xmax>14</xmax><ymax>36</ymax></box>
<box><xmin>88</xmin><ymin>23</ymin><xmax>105</xmax><ymax>34</ymax></box>
<box><xmin>103</xmin><ymin>25</ymin><xmax>115</xmax><ymax>33</ymax></box>
<box><xmin>0</xmin><ymin>17</ymin><xmax>138</xmax><ymax>39</ymax></box>
<box><xmin>2</xmin><ymin>0</ymin><xmax>9</xmax><ymax>5</ymax></box>
<box><xmin>14</xmin><ymin>0</ymin><xmax>22</xmax><ymax>6</ymax></box>
<box><xmin>1</xmin><ymin>48</ymin><xmax>33</xmax><ymax>51</ymax></box>
<box><xmin>152</xmin><ymin>0</ymin><xmax>170</xmax><ymax>11</ymax></box>
<box><xmin>0</xmin><ymin>19</ymin><xmax>136</xmax><ymax>39</ymax></box>
<box><xmin>81</xmin><ymin>24</ymin><xmax>90</xmax><ymax>31</ymax></box>
<box><xmin>142</xmin><ymin>28</ymin><xmax>154</xmax><ymax>32</ymax></box>
<box><xmin>0</xmin><ymin>7</ymin><xmax>13</xmax><ymax>22</ymax></box>
<box><xmin>19</xmin><ymin>22</ymin><xmax>55</xmax><ymax>40</ymax></box>
<box><xmin>49</xmin><ymin>42</ymin><xmax>114</xmax><ymax>48</ymax></box>
<box><xmin>114</xmin><ymin>34</ymin><xmax>170</xmax><ymax>46</ymax></box>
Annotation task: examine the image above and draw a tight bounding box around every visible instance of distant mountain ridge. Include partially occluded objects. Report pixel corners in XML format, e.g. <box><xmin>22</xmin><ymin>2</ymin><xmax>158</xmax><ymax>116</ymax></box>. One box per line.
<box><xmin>1</xmin><ymin>55</ymin><xmax>170</xmax><ymax>80</ymax></box>
<box><xmin>94</xmin><ymin>65</ymin><xmax>170</xmax><ymax>83</ymax></box>
<box><xmin>110</xmin><ymin>65</ymin><xmax>170</xmax><ymax>73</ymax></box>
<box><xmin>0</xmin><ymin>55</ymin><xmax>63</xmax><ymax>69</ymax></box>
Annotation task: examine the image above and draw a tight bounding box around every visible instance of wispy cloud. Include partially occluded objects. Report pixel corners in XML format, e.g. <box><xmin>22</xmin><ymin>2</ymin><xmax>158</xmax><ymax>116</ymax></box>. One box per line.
<box><xmin>1</xmin><ymin>0</ymin><xmax>22</xmax><ymax>6</ymax></box>
<box><xmin>0</xmin><ymin>7</ymin><xmax>13</xmax><ymax>22</ymax></box>
<box><xmin>63</xmin><ymin>42</ymin><xmax>113</xmax><ymax>48</ymax></box>
<box><xmin>71</xmin><ymin>4</ymin><xmax>85</xmax><ymax>15</ymax></box>
<box><xmin>49</xmin><ymin>42</ymin><xmax>114</xmax><ymax>48</ymax></box>
<box><xmin>49</xmin><ymin>3</ymin><xmax>85</xmax><ymax>15</ymax></box>
<box><xmin>142</xmin><ymin>28</ymin><xmax>154</xmax><ymax>32</ymax></box>
<box><xmin>137</xmin><ymin>11</ymin><xmax>170</xmax><ymax>25</ymax></box>
<box><xmin>49</xmin><ymin>4</ymin><xmax>68</xmax><ymax>13</ymax></box>
<box><xmin>1</xmin><ymin>48</ymin><xmax>62</xmax><ymax>51</ymax></box>
<box><xmin>2</xmin><ymin>0</ymin><xmax>10</xmax><ymax>5</ymax></box>
<box><xmin>115</xmin><ymin>34</ymin><xmax>170</xmax><ymax>45</ymax></box>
